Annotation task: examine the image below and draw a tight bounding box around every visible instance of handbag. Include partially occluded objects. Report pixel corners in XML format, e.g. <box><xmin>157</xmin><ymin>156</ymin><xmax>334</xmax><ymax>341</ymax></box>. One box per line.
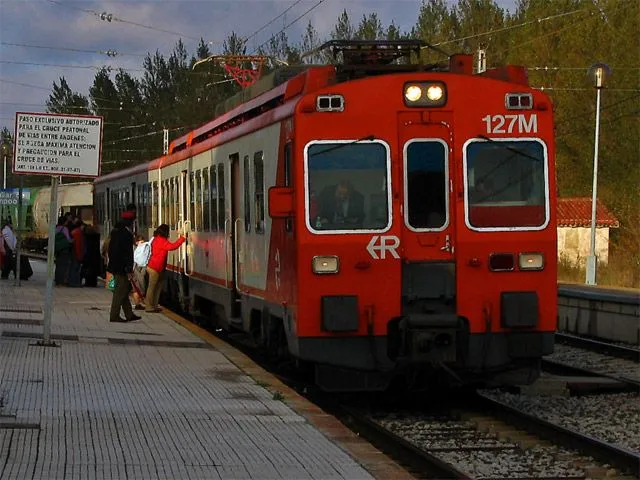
<box><xmin>107</xmin><ymin>276</ymin><xmax>116</xmax><ymax>291</ymax></box>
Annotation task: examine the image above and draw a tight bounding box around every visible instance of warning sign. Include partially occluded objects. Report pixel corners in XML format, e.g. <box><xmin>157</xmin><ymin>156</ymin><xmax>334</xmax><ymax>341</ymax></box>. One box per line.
<box><xmin>13</xmin><ymin>112</ymin><xmax>103</xmax><ymax>177</ymax></box>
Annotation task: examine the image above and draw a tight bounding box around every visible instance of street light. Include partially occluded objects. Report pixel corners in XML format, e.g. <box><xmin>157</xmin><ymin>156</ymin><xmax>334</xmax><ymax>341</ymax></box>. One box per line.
<box><xmin>585</xmin><ymin>62</ymin><xmax>611</xmax><ymax>285</ymax></box>
<box><xmin>0</xmin><ymin>141</ymin><xmax>11</xmax><ymax>190</ymax></box>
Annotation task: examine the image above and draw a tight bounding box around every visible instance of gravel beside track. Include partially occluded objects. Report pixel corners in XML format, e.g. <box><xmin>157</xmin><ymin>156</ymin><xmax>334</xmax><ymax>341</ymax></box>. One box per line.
<box><xmin>548</xmin><ymin>344</ymin><xmax>640</xmax><ymax>384</ymax></box>
<box><xmin>369</xmin><ymin>411</ymin><xmax>614</xmax><ymax>479</ymax></box>
<box><xmin>481</xmin><ymin>391</ymin><xmax>640</xmax><ymax>454</ymax></box>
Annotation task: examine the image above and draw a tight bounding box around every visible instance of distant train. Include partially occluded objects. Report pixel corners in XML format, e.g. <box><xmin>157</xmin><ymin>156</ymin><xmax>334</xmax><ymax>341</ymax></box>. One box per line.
<box><xmin>1</xmin><ymin>182</ymin><xmax>93</xmax><ymax>252</ymax></box>
<box><xmin>95</xmin><ymin>40</ymin><xmax>558</xmax><ymax>392</ymax></box>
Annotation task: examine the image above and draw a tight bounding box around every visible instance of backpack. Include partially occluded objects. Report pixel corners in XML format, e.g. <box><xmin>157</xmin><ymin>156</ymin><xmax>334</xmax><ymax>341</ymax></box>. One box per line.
<box><xmin>54</xmin><ymin>231</ymin><xmax>71</xmax><ymax>254</ymax></box>
<box><xmin>133</xmin><ymin>238</ymin><xmax>154</xmax><ymax>267</ymax></box>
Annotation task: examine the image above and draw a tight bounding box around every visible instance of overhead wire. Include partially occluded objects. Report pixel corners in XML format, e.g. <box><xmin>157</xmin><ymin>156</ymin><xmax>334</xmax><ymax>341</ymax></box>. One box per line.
<box><xmin>243</xmin><ymin>0</ymin><xmax>305</xmax><ymax>45</ymax></box>
<box><xmin>432</xmin><ymin>7</ymin><xmax>590</xmax><ymax>47</ymax></box>
<box><xmin>0</xmin><ymin>60</ymin><xmax>143</xmax><ymax>73</ymax></box>
<box><xmin>252</xmin><ymin>0</ymin><xmax>326</xmax><ymax>54</ymax></box>
<box><xmin>46</xmin><ymin>0</ymin><xmax>201</xmax><ymax>41</ymax></box>
<box><xmin>0</xmin><ymin>41</ymin><xmax>144</xmax><ymax>57</ymax></box>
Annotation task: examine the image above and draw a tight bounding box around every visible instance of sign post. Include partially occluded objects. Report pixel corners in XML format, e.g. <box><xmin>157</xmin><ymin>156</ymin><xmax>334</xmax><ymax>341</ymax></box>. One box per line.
<box><xmin>13</xmin><ymin>112</ymin><xmax>102</xmax><ymax>346</ymax></box>
<box><xmin>15</xmin><ymin>177</ymin><xmax>24</xmax><ymax>286</ymax></box>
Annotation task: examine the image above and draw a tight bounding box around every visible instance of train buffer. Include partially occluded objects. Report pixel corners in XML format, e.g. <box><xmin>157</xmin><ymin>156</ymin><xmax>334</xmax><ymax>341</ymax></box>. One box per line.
<box><xmin>0</xmin><ymin>260</ymin><xmax>410</xmax><ymax>479</ymax></box>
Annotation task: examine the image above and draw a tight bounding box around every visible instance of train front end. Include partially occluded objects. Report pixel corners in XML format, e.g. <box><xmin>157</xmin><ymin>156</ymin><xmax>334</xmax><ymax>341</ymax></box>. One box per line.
<box><xmin>285</xmin><ymin>58</ymin><xmax>556</xmax><ymax>392</ymax></box>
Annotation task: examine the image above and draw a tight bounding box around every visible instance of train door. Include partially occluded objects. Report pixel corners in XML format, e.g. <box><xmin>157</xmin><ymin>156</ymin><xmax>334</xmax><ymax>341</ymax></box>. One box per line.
<box><xmin>398</xmin><ymin>114</ymin><xmax>456</xmax><ymax>312</ymax></box>
<box><xmin>229</xmin><ymin>153</ymin><xmax>242</xmax><ymax>317</ymax></box>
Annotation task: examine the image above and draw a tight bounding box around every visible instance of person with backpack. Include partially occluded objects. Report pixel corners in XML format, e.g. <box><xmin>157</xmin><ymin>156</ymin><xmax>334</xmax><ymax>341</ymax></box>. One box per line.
<box><xmin>54</xmin><ymin>216</ymin><xmax>73</xmax><ymax>286</ymax></box>
<box><xmin>145</xmin><ymin>224</ymin><xmax>185</xmax><ymax>313</ymax></box>
<box><xmin>131</xmin><ymin>235</ymin><xmax>151</xmax><ymax>310</ymax></box>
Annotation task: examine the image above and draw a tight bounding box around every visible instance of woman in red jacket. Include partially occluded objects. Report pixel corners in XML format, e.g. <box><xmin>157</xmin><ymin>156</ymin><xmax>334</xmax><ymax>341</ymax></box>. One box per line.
<box><xmin>145</xmin><ymin>224</ymin><xmax>186</xmax><ymax>313</ymax></box>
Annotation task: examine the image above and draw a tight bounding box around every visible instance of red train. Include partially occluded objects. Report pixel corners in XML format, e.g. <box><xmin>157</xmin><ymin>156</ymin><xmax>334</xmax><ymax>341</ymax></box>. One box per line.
<box><xmin>94</xmin><ymin>41</ymin><xmax>557</xmax><ymax>392</ymax></box>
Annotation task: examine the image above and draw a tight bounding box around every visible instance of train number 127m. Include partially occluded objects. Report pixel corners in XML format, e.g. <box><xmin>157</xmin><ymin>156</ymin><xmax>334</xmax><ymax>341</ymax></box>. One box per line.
<box><xmin>482</xmin><ymin>114</ymin><xmax>538</xmax><ymax>134</ymax></box>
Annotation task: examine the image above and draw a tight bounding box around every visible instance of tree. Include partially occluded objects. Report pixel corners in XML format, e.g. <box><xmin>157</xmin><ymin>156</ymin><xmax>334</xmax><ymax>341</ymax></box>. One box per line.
<box><xmin>331</xmin><ymin>9</ymin><xmax>355</xmax><ymax>40</ymax></box>
<box><xmin>46</xmin><ymin>77</ymin><xmax>90</xmax><ymax>115</ymax></box>
<box><xmin>355</xmin><ymin>13</ymin><xmax>384</xmax><ymax>40</ymax></box>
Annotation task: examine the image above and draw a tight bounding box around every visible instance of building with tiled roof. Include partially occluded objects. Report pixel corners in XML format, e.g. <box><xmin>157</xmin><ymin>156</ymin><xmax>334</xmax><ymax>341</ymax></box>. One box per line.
<box><xmin>557</xmin><ymin>197</ymin><xmax>619</xmax><ymax>266</ymax></box>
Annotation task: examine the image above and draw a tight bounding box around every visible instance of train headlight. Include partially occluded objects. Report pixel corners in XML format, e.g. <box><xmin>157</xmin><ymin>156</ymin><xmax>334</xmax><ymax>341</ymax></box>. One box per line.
<box><xmin>312</xmin><ymin>256</ymin><xmax>339</xmax><ymax>274</ymax></box>
<box><xmin>519</xmin><ymin>252</ymin><xmax>544</xmax><ymax>271</ymax></box>
<box><xmin>404</xmin><ymin>85</ymin><xmax>422</xmax><ymax>102</ymax></box>
<box><xmin>403</xmin><ymin>81</ymin><xmax>447</xmax><ymax>107</ymax></box>
<box><xmin>426</xmin><ymin>84</ymin><xmax>444</xmax><ymax>101</ymax></box>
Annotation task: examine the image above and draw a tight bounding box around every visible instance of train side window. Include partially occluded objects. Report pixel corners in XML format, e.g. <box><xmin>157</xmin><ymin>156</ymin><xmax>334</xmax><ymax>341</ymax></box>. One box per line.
<box><xmin>152</xmin><ymin>181</ymin><xmax>158</xmax><ymax>228</ymax></box>
<box><xmin>146</xmin><ymin>183</ymin><xmax>152</xmax><ymax>229</ymax></box>
<box><xmin>284</xmin><ymin>142</ymin><xmax>292</xmax><ymax>232</ymax></box>
<box><xmin>195</xmin><ymin>170</ymin><xmax>202</xmax><ymax>232</ymax></box>
<box><xmin>254</xmin><ymin>151</ymin><xmax>265</xmax><ymax>234</ymax></box>
<box><xmin>169</xmin><ymin>178</ymin><xmax>175</xmax><ymax>229</ymax></box>
<box><xmin>405</xmin><ymin>140</ymin><xmax>448</xmax><ymax>230</ymax></box>
<box><xmin>202</xmin><ymin>168</ymin><xmax>210</xmax><ymax>231</ymax></box>
<box><xmin>243</xmin><ymin>155</ymin><xmax>251</xmax><ymax>233</ymax></box>
<box><xmin>173</xmin><ymin>177</ymin><xmax>179</xmax><ymax>229</ymax></box>
<box><xmin>217</xmin><ymin>164</ymin><xmax>225</xmax><ymax>231</ymax></box>
<box><xmin>189</xmin><ymin>172</ymin><xmax>196</xmax><ymax>230</ymax></box>
<box><xmin>209</xmin><ymin>166</ymin><xmax>218</xmax><ymax>231</ymax></box>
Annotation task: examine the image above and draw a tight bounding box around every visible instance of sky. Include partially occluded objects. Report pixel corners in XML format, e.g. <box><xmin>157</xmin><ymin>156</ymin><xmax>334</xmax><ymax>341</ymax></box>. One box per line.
<box><xmin>0</xmin><ymin>0</ymin><xmax>518</xmax><ymax>136</ymax></box>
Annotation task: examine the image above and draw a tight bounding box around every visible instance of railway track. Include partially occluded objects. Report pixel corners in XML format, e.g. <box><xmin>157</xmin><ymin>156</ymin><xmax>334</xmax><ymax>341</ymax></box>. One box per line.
<box><xmin>556</xmin><ymin>332</ymin><xmax>640</xmax><ymax>361</ymax></box>
<box><xmin>543</xmin><ymin>333</ymin><xmax>640</xmax><ymax>390</ymax></box>
<box><xmin>340</xmin><ymin>393</ymin><xmax>638</xmax><ymax>479</ymax></box>
<box><xmin>475</xmin><ymin>393</ymin><xmax>640</xmax><ymax>477</ymax></box>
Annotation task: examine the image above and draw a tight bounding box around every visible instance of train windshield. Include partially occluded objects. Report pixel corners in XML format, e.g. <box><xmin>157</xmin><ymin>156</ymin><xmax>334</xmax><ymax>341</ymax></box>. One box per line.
<box><xmin>306</xmin><ymin>141</ymin><xmax>390</xmax><ymax>232</ymax></box>
<box><xmin>464</xmin><ymin>140</ymin><xmax>548</xmax><ymax>230</ymax></box>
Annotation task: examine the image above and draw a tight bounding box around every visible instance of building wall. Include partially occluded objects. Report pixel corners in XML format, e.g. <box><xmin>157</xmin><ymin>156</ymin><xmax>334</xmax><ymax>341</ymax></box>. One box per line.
<box><xmin>557</xmin><ymin>226</ymin><xmax>610</xmax><ymax>265</ymax></box>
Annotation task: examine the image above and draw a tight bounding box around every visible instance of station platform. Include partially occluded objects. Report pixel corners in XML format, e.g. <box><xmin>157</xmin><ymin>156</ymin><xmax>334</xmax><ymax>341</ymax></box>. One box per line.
<box><xmin>0</xmin><ymin>260</ymin><xmax>411</xmax><ymax>480</ymax></box>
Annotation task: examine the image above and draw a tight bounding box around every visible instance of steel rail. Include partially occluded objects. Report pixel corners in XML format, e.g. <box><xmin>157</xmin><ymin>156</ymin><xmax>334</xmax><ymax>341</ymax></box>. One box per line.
<box><xmin>542</xmin><ymin>357</ymin><xmax>640</xmax><ymax>391</ymax></box>
<box><xmin>338</xmin><ymin>405</ymin><xmax>471</xmax><ymax>480</ymax></box>
<box><xmin>474</xmin><ymin>393</ymin><xmax>640</xmax><ymax>477</ymax></box>
<box><xmin>555</xmin><ymin>332</ymin><xmax>640</xmax><ymax>361</ymax></box>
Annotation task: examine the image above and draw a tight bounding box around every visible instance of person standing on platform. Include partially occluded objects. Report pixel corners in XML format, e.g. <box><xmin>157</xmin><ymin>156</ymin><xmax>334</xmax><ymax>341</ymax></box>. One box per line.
<box><xmin>82</xmin><ymin>223</ymin><xmax>101</xmax><ymax>287</ymax></box>
<box><xmin>54</xmin><ymin>216</ymin><xmax>73</xmax><ymax>286</ymax></box>
<box><xmin>107</xmin><ymin>211</ymin><xmax>141</xmax><ymax>322</ymax></box>
<box><xmin>1</xmin><ymin>219</ymin><xmax>17</xmax><ymax>279</ymax></box>
<box><xmin>145</xmin><ymin>224</ymin><xmax>185</xmax><ymax>313</ymax></box>
<box><xmin>68</xmin><ymin>219</ymin><xmax>85</xmax><ymax>287</ymax></box>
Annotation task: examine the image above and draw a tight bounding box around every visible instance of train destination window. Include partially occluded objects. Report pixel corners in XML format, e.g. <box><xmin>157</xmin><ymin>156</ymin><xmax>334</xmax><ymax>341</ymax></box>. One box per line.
<box><xmin>464</xmin><ymin>139</ymin><xmax>548</xmax><ymax>230</ymax></box>
<box><xmin>404</xmin><ymin>140</ymin><xmax>448</xmax><ymax>230</ymax></box>
<box><xmin>306</xmin><ymin>141</ymin><xmax>390</xmax><ymax>232</ymax></box>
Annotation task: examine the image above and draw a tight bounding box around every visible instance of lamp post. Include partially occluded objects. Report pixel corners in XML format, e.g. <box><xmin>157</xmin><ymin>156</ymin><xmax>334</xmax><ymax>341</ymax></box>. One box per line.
<box><xmin>0</xmin><ymin>141</ymin><xmax>9</xmax><ymax>190</ymax></box>
<box><xmin>585</xmin><ymin>62</ymin><xmax>611</xmax><ymax>285</ymax></box>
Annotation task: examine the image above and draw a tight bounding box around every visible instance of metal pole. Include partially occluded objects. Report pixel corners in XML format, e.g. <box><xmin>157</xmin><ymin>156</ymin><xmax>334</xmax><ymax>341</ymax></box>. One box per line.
<box><xmin>2</xmin><ymin>153</ymin><xmax>6</xmax><ymax>189</ymax></box>
<box><xmin>42</xmin><ymin>176</ymin><xmax>59</xmax><ymax>344</ymax></box>
<box><xmin>15</xmin><ymin>177</ymin><xmax>23</xmax><ymax>286</ymax></box>
<box><xmin>585</xmin><ymin>87</ymin><xmax>602</xmax><ymax>285</ymax></box>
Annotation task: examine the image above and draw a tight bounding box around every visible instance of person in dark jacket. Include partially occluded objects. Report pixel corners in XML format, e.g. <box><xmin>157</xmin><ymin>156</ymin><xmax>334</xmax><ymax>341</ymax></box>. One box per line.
<box><xmin>82</xmin><ymin>224</ymin><xmax>101</xmax><ymax>287</ymax></box>
<box><xmin>107</xmin><ymin>214</ymin><xmax>140</xmax><ymax>322</ymax></box>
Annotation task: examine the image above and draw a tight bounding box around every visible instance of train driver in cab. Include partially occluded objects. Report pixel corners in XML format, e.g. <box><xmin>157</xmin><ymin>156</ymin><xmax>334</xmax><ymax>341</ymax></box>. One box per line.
<box><xmin>316</xmin><ymin>180</ymin><xmax>365</xmax><ymax>228</ymax></box>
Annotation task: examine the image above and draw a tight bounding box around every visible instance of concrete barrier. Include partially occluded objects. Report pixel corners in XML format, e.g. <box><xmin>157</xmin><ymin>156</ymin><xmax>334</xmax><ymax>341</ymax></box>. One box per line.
<box><xmin>558</xmin><ymin>284</ymin><xmax>640</xmax><ymax>346</ymax></box>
